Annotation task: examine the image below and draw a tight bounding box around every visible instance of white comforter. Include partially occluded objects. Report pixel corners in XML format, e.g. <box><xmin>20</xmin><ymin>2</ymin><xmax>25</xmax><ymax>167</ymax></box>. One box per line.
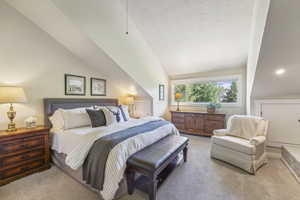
<box><xmin>51</xmin><ymin>117</ymin><xmax>179</xmax><ymax>200</ymax></box>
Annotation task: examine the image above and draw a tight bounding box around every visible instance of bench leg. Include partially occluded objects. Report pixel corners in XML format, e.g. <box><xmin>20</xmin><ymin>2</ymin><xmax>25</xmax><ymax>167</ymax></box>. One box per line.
<box><xmin>126</xmin><ymin>170</ymin><xmax>135</xmax><ymax>195</ymax></box>
<box><xmin>148</xmin><ymin>178</ymin><xmax>158</xmax><ymax>200</ymax></box>
<box><xmin>183</xmin><ymin>146</ymin><xmax>188</xmax><ymax>162</ymax></box>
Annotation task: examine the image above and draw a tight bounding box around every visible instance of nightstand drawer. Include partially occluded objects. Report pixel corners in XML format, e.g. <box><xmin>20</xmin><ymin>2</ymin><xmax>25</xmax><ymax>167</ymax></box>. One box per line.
<box><xmin>0</xmin><ymin>159</ymin><xmax>44</xmax><ymax>179</ymax></box>
<box><xmin>0</xmin><ymin>148</ymin><xmax>44</xmax><ymax>167</ymax></box>
<box><xmin>0</xmin><ymin>136</ymin><xmax>44</xmax><ymax>154</ymax></box>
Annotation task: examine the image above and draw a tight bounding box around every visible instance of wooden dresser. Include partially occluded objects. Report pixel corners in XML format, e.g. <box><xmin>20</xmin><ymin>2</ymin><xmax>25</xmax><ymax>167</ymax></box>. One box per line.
<box><xmin>171</xmin><ymin>111</ymin><xmax>225</xmax><ymax>136</ymax></box>
<box><xmin>0</xmin><ymin>126</ymin><xmax>50</xmax><ymax>186</ymax></box>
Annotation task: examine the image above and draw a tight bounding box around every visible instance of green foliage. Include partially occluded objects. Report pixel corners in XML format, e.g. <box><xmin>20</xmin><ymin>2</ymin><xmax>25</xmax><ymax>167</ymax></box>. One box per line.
<box><xmin>174</xmin><ymin>84</ymin><xmax>187</xmax><ymax>102</ymax></box>
<box><xmin>207</xmin><ymin>102</ymin><xmax>221</xmax><ymax>109</ymax></box>
<box><xmin>188</xmin><ymin>82</ymin><xmax>221</xmax><ymax>103</ymax></box>
<box><xmin>174</xmin><ymin>80</ymin><xmax>238</xmax><ymax>103</ymax></box>
<box><xmin>222</xmin><ymin>81</ymin><xmax>238</xmax><ymax>103</ymax></box>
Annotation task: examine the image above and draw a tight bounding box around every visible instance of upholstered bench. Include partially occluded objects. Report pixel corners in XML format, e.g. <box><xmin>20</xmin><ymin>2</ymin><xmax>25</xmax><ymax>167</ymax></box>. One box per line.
<box><xmin>126</xmin><ymin>135</ymin><xmax>189</xmax><ymax>200</ymax></box>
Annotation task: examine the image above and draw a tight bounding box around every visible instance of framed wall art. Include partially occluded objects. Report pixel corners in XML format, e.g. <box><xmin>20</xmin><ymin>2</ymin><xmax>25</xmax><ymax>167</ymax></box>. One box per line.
<box><xmin>65</xmin><ymin>74</ymin><xmax>86</xmax><ymax>96</ymax></box>
<box><xmin>91</xmin><ymin>78</ymin><xmax>106</xmax><ymax>96</ymax></box>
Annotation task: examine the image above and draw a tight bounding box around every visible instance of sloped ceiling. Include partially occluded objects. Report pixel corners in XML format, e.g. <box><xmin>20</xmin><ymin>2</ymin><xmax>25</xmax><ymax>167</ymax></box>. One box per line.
<box><xmin>122</xmin><ymin>0</ymin><xmax>255</xmax><ymax>75</ymax></box>
<box><xmin>251</xmin><ymin>0</ymin><xmax>300</xmax><ymax>98</ymax></box>
<box><xmin>7</xmin><ymin>0</ymin><xmax>169</xmax><ymax>116</ymax></box>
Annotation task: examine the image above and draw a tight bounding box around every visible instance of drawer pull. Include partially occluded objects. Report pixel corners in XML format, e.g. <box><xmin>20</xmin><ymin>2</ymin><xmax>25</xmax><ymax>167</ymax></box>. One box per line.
<box><xmin>21</xmin><ymin>144</ymin><xmax>30</xmax><ymax>148</ymax></box>
<box><xmin>21</xmin><ymin>155</ymin><xmax>31</xmax><ymax>160</ymax></box>
<box><xmin>21</xmin><ymin>167</ymin><xmax>29</xmax><ymax>172</ymax></box>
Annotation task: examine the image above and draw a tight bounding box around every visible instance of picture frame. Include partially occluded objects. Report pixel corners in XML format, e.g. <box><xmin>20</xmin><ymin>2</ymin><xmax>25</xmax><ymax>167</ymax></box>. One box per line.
<box><xmin>91</xmin><ymin>78</ymin><xmax>106</xmax><ymax>96</ymax></box>
<box><xmin>65</xmin><ymin>74</ymin><xmax>86</xmax><ymax>96</ymax></box>
<box><xmin>159</xmin><ymin>84</ymin><xmax>165</xmax><ymax>101</ymax></box>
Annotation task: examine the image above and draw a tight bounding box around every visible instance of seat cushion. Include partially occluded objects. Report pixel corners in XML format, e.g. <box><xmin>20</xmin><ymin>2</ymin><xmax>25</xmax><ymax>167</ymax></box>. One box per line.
<box><xmin>127</xmin><ymin>135</ymin><xmax>188</xmax><ymax>171</ymax></box>
<box><xmin>211</xmin><ymin>136</ymin><xmax>255</xmax><ymax>155</ymax></box>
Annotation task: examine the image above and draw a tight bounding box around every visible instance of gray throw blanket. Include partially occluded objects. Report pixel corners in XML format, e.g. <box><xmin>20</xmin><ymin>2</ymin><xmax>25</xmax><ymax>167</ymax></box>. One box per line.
<box><xmin>82</xmin><ymin>120</ymin><xmax>170</xmax><ymax>190</ymax></box>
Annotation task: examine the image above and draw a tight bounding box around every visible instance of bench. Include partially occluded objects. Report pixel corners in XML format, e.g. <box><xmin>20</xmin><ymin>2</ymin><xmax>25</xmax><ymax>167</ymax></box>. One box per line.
<box><xmin>126</xmin><ymin>135</ymin><xmax>189</xmax><ymax>200</ymax></box>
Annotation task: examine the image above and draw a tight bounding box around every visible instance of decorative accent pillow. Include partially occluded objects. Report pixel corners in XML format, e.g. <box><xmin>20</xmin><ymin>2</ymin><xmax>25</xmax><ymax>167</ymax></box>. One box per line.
<box><xmin>94</xmin><ymin>106</ymin><xmax>117</xmax><ymax>125</ymax></box>
<box><xmin>86</xmin><ymin>109</ymin><xmax>107</xmax><ymax>128</ymax></box>
<box><xmin>105</xmin><ymin>106</ymin><xmax>123</xmax><ymax>122</ymax></box>
<box><xmin>119</xmin><ymin>105</ymin><xmax>130</xmax><ymax>121</ymax></box>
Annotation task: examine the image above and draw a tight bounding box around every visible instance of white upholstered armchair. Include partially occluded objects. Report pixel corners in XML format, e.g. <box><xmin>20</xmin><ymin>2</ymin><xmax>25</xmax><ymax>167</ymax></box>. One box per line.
<box><xmin>210</xmin><ymin>115</ymin><xmax>269</xmax><ymax>174</ymax></box>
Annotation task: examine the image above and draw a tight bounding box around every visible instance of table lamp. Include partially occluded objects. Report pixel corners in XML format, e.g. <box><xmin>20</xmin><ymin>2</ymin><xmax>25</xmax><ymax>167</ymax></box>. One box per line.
<box><xmin>125</xmin><ymin>96</ymin><xmax>135</xmax><ymax>116</ymax></box>
<box><xmin>175</xmin><ymin>92</ymin><xmax>183</xmax><ymax>111</ymax></box>
<box><xmin>0</xmin><ymin>86</ymin><xmax>27</xmax><ymax>132</ymax></box>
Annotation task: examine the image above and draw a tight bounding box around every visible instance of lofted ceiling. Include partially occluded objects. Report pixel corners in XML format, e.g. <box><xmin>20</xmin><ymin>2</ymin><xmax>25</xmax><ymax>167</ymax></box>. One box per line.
<box><xmin>122</xmin><ymin>0</ymin><xmax>255</xmax><ymax>75</ymax></box>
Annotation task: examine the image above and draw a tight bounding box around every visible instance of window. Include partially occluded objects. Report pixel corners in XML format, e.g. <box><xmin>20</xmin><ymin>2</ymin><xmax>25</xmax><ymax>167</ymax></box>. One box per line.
<box><xmin>171</xmin><ymin>75</ymin><xmax>241</xmax><ymax>105</ymax></box>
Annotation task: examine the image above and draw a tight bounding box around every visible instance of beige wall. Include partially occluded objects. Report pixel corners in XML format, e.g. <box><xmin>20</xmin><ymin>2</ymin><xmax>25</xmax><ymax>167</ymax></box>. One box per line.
<box><xmin>166</xmin><ymin>67</ymin><xmax>247</xmax><ymax>121</ymax></box>
<box><xmin>0</xmin><ymin>2</ymin><xmax>151</xmax><ymax>130</ymax></box>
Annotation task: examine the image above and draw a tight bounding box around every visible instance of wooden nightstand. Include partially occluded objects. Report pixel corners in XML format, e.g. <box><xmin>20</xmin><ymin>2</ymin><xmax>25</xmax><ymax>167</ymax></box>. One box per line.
<box><xmin>0</xmin><ymin>126</ymin><xmax>50</xmax><ymax>186</ymax></box>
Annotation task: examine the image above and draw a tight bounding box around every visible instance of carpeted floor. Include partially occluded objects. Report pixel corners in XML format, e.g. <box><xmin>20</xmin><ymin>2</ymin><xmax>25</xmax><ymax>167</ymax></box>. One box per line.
<box><xmin>1</xmin><ymin>135</ymin><xmax>300</xmax><ymax>200</ymax></box>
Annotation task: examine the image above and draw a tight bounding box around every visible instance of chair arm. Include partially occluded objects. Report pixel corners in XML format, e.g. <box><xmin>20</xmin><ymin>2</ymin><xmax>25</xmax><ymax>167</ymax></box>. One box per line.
<box><xmin>250</xmin><ymin>136</ymin><xmax>266</xmax><ymax>145</ymax></box>
<box><xmin>213</xmin><ymin>129</ymin><xmax>229</xmax><ymax>136</ymax></box>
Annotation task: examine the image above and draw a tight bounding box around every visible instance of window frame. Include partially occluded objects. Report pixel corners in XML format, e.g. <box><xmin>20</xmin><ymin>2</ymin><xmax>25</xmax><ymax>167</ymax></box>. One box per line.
<box><xmin>171</xmin><ymin>75</ymin><xmax>242</xmax><ymax>107</ymax></box>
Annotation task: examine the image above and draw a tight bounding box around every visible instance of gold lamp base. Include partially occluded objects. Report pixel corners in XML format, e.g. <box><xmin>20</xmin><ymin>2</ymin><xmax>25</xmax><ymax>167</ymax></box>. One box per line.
<box><xmin>7</xmin><ymin>103</ymin><xmax>17</xmax><ymax>132</ymax></box>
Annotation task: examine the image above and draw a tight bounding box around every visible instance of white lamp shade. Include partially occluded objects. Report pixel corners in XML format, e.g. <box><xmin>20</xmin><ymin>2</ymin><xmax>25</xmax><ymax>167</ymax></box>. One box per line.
<box><xmin>0</xmin><ymin>87</ymin><xmax>27</xmax><ymax>103</ymax></box>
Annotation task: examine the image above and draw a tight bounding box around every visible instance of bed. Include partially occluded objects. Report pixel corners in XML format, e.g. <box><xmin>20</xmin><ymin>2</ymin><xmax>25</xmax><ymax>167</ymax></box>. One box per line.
<box><xmin>43</xmin><ymin>98</ymin><xmax>179</xmax><ymax>200</ymax></box>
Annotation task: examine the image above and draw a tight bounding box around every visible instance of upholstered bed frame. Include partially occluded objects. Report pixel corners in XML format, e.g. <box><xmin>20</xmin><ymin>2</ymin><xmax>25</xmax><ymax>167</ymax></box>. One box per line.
<box><xmin>43</xmin><ymin>98</ymin><xmax>118</xmax><ymax>127</ymax></box>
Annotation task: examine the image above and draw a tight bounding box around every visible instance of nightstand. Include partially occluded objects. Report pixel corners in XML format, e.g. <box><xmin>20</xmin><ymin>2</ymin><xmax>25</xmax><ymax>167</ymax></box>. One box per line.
<box><xmin>0</xmin><ymin>126</ymin><xmax>50</xmax><ymax>186</ymax></box>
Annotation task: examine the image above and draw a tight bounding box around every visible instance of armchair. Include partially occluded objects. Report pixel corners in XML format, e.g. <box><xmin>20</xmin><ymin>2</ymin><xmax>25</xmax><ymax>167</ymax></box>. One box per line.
<box><xmin>210</xmin><ymin>115</ymin><xmax>269</xmax><ymax>174</ymax></box>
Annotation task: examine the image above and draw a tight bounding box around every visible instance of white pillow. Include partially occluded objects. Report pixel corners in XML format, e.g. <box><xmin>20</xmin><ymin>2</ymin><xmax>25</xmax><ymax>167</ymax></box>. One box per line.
<box><xmin>106</xmin><ymin>106</ymin><xmax>125</xmax><ymax>122</ymax></box>
<box><xmin>119</xmin><ymin>105</ymin><xmax>130</xmax><ymax>121</ymax></box>
<box><xmin>49</xmin><ymin>109</ymin><xmax>64</xmax><ymax>131</ymax></box>
<box><xmin>60</xmin><ymin>107</ymin><xmax>92</xmax><ymax>130</ymax></box>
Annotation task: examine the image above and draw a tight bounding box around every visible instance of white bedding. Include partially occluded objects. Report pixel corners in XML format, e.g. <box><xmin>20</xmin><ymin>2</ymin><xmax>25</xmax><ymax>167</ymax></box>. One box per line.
<box><xmin>51</xmin><ymin>116</ymin><xmax>179</xmax><ymax>200</ymax></box>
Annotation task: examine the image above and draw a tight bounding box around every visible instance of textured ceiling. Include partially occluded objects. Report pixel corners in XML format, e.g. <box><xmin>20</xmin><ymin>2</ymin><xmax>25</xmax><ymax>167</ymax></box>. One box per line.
<box><xmin>122</xmin><ymin>0</ymin><xmax>255</xmax><ymax>75</ymax></box>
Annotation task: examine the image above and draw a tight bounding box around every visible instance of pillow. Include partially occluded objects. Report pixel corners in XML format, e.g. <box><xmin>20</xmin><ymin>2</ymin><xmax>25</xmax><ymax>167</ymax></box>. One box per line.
<box><xmin>49</xmin><ymin>109</ymin><xmax>64</xmax><ymax>131</ymax></box>
<box><xmin>94</xmin><ymin>106</ymin><xmax>118</xmax><ymax>125</ymax></box>
<box><xmin>86</xmin><ymin>109</ymin><xmax>106</xmax><ymax>128</ymax></box>
<box><xmin>119</xmin><ymin>105</ymin><xmax>130</xmax><ymax>121</ymax></box>
<box><xmin>106</xmin><ymin>106</ymin><xmax>122</xmax><ymax>122</ymax></box>
<box><xmin>60</xmin><ymin>108</ymin><xmax>91</xmax><ymax>130</ymax></box>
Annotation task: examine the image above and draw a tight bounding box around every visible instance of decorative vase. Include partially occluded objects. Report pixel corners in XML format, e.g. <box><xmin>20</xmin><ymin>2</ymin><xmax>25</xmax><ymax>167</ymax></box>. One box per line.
<box><xmin>207</xmin><ymin>107</ymin><xmax>216</xmax><ymax>114</ymax></box>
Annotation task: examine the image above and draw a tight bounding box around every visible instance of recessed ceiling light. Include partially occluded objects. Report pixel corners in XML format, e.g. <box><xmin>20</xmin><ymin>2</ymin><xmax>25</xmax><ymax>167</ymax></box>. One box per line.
<box><xmin>275</xmin><ymin>68</ymin><xmax>286</xmax><ymax>75</ymax></box>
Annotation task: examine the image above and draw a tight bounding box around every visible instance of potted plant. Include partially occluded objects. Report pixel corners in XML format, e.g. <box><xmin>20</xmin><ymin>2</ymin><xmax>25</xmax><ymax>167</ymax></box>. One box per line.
<box><xmin>207</xmin><ymin>102</ymin><xmax>221</xmax><ymax>114</ymax></box>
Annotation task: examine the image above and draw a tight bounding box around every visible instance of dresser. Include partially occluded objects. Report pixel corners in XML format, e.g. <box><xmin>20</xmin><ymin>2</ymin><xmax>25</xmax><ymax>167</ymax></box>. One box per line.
<box><xmin>0</xmin><ymin>126</ymin><xmax>50</xmax><ymax>186</ymax></box>
<box><xmin>171</xmin><ymin>111</ymin><xmax>225</xmax><ymax>136</ymax></box>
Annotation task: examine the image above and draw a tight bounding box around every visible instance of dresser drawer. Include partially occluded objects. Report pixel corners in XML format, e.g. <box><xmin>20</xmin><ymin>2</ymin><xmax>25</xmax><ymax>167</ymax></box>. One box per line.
<box><xmin>172</xmin><ymin>117</ymin><xmax>185</xmax><ymax>124</ymax></box>
<box><xmin>0</xmin><ymin>136</ymin><xmax>44</xmax><ymax>154</ymax></box>
<box><xmin>0</xmin><ymin>159</ymin><xmax>44</xmax><ymax>179</ymax></box>
<box><xmin>172</xmin><ymin>113</ymin><xmax>185</xmax><ymax>118</ymax></box>
<box><xmin>205</xmin><ymin>121</ymin><xmax>224</xmax><ymax>134</ymax></box>
<box><xmin>206</xmin><ymin>115</ymin><xmax>225</xmax><ymax>122</ymax></box>
<box><xmin>0</xmin><ymin>148</ymin><xmax>44</xmax><ymax>167</ymax></box>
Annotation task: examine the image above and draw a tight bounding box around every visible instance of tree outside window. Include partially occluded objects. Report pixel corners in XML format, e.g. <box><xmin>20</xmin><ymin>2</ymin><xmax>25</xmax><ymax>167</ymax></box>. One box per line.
<box><xmin>174</xmin><ymin>79</ymin><xmax>238</xmax><ymax>104</ymax></box>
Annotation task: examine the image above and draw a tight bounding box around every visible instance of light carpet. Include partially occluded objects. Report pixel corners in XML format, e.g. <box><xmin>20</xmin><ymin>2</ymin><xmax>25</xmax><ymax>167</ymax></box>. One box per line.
<box><xmin>0</xmin><ymin>135</ymin><xmax>299</xmax><ymax>200</ymax></box>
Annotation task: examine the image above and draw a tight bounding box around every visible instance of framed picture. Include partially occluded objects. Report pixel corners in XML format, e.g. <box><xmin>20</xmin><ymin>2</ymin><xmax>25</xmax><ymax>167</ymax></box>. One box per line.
<box><xmin>65</xmin><ymin>74</ymin><xmax>86</xmax><ymax>96</ymax></box>
<box><xmin>159</xmin><ymin>84</ymin><xmax>165</xmax><ymax>101</ymax></box>
<box><xmin>91</xmin><ymin>78</ymin><xmax>106</xmax><ymax>96</ymax></box>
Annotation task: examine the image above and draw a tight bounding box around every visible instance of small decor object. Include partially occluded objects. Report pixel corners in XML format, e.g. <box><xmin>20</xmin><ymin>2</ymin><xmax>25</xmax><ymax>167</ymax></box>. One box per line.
<box><xmin>0</xmin><ymin>86</ymin><xmax>27</xmax><ymax>132</ymax></box>
<box><xmin>207</xmin><ymin>102</ymin><xmax>221</xmax><ymax>114</ymax></box>
<box><xmin>159</xmin><ymin>84</ymin><xmax>165</xmax><ymax>101</ymax></box>
<box><xmin>91</xmin><ymin>78</ymin><xmax>106</xmax><ymax>96</ymax></box>
<box><xmin>65</xmin><ymin>74</ymin><xmax>86</xmax><ymax>96</ymax></box>
<box><xmin>25</xmin><ymin>116</ymin><xmax>37</xmax><ymax>128</ymax></box>
<box><xmin>175</xmin><ymin>92</ymin><xmax>183</xmax><ymax>111</ymax></box>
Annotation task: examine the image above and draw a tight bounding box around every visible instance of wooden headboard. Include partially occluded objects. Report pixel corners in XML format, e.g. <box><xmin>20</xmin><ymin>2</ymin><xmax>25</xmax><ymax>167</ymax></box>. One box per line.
<box><xmin>43</xmin><ymin>98</ymin><xmax>118</xmax><ymax>127</ymax></box>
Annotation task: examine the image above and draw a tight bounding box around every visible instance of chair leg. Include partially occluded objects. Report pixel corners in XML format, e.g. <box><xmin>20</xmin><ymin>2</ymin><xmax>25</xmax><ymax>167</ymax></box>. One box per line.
<box><xmin>183</xmin><ymin>146</ymin><xmax>188</xmax><ymax>162</ymax></box>
<box><xmin>148</xmin><ymin>178</ymin><xmax>158</xmax><ymax>200</ymax></box>
<box><xmin>126</xmin><ymin>170</ymin><xmax>135</xmax><ymax>195</ymax></box>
